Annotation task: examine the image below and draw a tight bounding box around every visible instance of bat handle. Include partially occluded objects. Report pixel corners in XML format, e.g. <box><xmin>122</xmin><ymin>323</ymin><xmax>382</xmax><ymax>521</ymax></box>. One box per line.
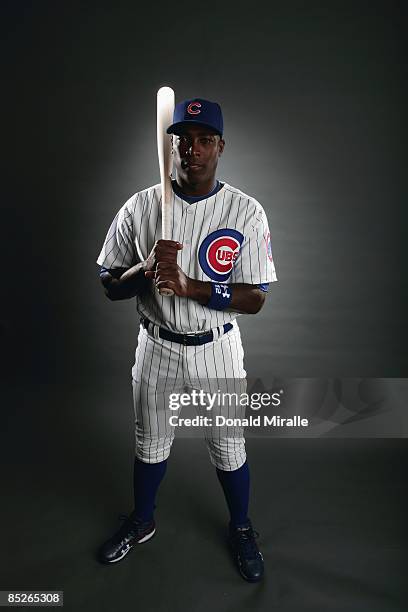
<box><xmin>159</xmin><ymin>287</ymin><xmax>174</xmax><ymax>297</ymax></box>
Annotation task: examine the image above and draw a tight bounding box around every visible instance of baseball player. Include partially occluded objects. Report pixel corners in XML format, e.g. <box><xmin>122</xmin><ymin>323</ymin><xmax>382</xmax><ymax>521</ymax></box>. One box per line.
<box><xmin>96</xmin><ymin>98</ymin><xmax>277</xmax><ymax>582</ymax></box>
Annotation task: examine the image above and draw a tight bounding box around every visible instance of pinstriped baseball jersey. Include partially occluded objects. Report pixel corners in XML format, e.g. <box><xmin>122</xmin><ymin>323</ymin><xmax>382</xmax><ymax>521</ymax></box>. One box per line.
<box><xmin>96</xmin><ymin>181</ymin><xmax>277</xmax><ymax>333</ymax></box>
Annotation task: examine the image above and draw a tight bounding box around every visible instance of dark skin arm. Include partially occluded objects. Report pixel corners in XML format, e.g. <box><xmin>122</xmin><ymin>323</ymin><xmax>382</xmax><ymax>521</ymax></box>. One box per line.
<box><xmin>100</xmin><ymin>262</ymin><xmax>149</xmax><ymax>301</ymax></box>
<box><xmin>144</xmin><ymin>241</ymin><xmax>266</xmax><ymax>315</ymax></box>
<box><xmin>188</xmin><ymin>279</ymin><xmax>265</xmax><ymax>314</ymax></box>
<box><xmin>101</xmin><ymin>240</ymin><xmax>266</xmax><ymax>314</ymax></box>
<box><xmin>100</xmin><ymin>240</ymin><xmax>182</xmax><ymax>301</ymax></box>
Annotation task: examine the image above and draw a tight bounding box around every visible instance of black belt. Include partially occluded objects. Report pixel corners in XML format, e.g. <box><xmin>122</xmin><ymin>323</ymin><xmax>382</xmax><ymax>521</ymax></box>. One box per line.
<box><xmin>141</xmin><ymin>318</ymin><xmax>233</xmax><ymax>346</ymax></box>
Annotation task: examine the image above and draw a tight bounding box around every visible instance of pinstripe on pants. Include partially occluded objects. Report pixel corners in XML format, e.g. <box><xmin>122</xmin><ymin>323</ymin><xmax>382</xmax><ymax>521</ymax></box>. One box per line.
<box><xmin>131</xmin><ymin>319</ymin><xmax>247</xmax><ymax>471</ymax></box>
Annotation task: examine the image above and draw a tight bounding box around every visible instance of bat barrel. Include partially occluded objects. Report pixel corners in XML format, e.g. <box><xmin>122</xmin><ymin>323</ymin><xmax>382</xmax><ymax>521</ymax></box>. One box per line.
<box><xmin>157</xmin><ymin>86</ymin><xmax>175</xmax><ymax>295</ymax></box>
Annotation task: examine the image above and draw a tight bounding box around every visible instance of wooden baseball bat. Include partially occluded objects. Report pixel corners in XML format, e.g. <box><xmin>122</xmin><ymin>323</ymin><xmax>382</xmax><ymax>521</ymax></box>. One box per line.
<box><xmin>157</xmin><ymin>86</ymin><xmax>175</xmax><ymax>297</ymax></box>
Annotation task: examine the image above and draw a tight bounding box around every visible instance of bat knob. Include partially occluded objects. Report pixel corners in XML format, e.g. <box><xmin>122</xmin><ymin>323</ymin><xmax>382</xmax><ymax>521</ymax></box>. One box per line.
<box><xmin>159</xmin><ymin>287</ymin><xmax>174</xmax><ymax>297</ymax></box>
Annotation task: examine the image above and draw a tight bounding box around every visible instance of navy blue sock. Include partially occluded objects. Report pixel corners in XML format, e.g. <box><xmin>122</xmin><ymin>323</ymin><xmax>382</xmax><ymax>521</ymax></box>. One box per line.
<box><xmin>216</xmin><ymin>460</ymin><xmax>250</xmax><ymax>527</ymax></box>
<box><xmin>133</xmin><ymin>457</ymin><xmax>168</xmax><ymax>522</ymax></box>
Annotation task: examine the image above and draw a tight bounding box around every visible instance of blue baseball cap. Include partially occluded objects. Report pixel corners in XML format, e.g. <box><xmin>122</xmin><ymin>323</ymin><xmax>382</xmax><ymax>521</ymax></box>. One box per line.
<box><xmin>166</xmin><ymin>98</ymin><xmax>223</xmax><ymax>137</ymax></box>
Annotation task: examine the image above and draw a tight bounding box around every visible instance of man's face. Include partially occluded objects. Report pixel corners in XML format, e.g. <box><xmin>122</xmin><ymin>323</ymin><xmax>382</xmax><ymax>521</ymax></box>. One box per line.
<box><xmin>172</xmin><ymin>125</ymin><xmax>225</xmax><ymax>186</ymax></box>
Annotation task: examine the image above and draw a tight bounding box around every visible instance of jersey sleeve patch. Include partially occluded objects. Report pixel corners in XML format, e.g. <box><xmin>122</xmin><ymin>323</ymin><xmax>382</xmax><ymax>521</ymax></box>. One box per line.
<box><xmin>265</xmin><ymin>231</ymin><xmax>273</xmax><ymax>262</ymax></box>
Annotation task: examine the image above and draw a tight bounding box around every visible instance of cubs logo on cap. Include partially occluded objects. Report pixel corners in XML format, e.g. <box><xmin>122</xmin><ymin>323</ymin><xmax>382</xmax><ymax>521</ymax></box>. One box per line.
<box><xmin>187</xmin><ymin>102</ymin><xmax>201</xmax><ymax>115</ymax></box>
<box><xmin>199</xmin><ymin>229</ymin><xmax>244</xmax><ymax>282</ymax></box>
<box><xmin>167</xmin><ymin>98</ymin><xmax>223</xmax><ymax>136</ymax></box>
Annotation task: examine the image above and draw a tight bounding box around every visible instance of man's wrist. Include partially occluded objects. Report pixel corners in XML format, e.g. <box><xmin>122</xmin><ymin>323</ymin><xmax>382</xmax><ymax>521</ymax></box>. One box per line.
<box><xmin>206</xmin><ymin>283</ymin><xmax>233</xmax><ymax>310</ymax></box>
<box><xmin>186</xmin><ymin>278</ymin><xmax>212</xmax><ymax>304</ymax></box>
<box><xmin>140</xmin><ymin>259</ymin><xmax>150</xmax><ymax>273</ymax></box>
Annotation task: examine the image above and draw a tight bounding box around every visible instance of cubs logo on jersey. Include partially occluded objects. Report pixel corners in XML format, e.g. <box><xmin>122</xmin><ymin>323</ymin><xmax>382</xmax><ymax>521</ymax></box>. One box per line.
<box><xmin>198</xmin><ymin>228</ymin><xmax>244</xmax><ymax>282</ymax></box>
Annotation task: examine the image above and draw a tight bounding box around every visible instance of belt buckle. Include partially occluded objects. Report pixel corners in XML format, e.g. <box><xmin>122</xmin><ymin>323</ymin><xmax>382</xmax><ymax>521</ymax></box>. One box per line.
<box><xmin>183</xmin><ymin>330</ymin><xmax>207</xmax><ymax>345</ymax></box>
<box><xmin>183</xmin><ymin>331</ymin><xmax>197</xmax><ymax>345</ymax></box>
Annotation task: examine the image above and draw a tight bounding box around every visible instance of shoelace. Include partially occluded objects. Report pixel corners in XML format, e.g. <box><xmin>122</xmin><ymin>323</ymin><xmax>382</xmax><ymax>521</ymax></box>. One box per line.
<box><xmin>112</xmin><ymin>513</ymin><xmax>144</xmax><ymax>543</ymax></box>
<box><xmin>233</xmin><ymin>527</ymin><xmax>260</xmax><ymax>560</ymax></box>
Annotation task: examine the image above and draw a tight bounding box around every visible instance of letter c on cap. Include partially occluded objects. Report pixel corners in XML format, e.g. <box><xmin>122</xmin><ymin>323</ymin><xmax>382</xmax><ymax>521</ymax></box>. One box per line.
<box><xmin>187</xmin><ymin>102</ymin><xmax>201</xmax><ymax>115</ymax></box>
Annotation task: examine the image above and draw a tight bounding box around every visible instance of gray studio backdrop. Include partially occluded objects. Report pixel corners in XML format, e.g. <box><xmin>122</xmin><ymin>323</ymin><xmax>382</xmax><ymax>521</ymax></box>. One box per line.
<box><xmin>1</xmin><ymin>5</ymin><xmax>407</xmax><ymax>611</ymax></box>
<box><xmin>2</xmin><ymin>1</ymin><xmax>406</xmax><ymax>384</ymax></box>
